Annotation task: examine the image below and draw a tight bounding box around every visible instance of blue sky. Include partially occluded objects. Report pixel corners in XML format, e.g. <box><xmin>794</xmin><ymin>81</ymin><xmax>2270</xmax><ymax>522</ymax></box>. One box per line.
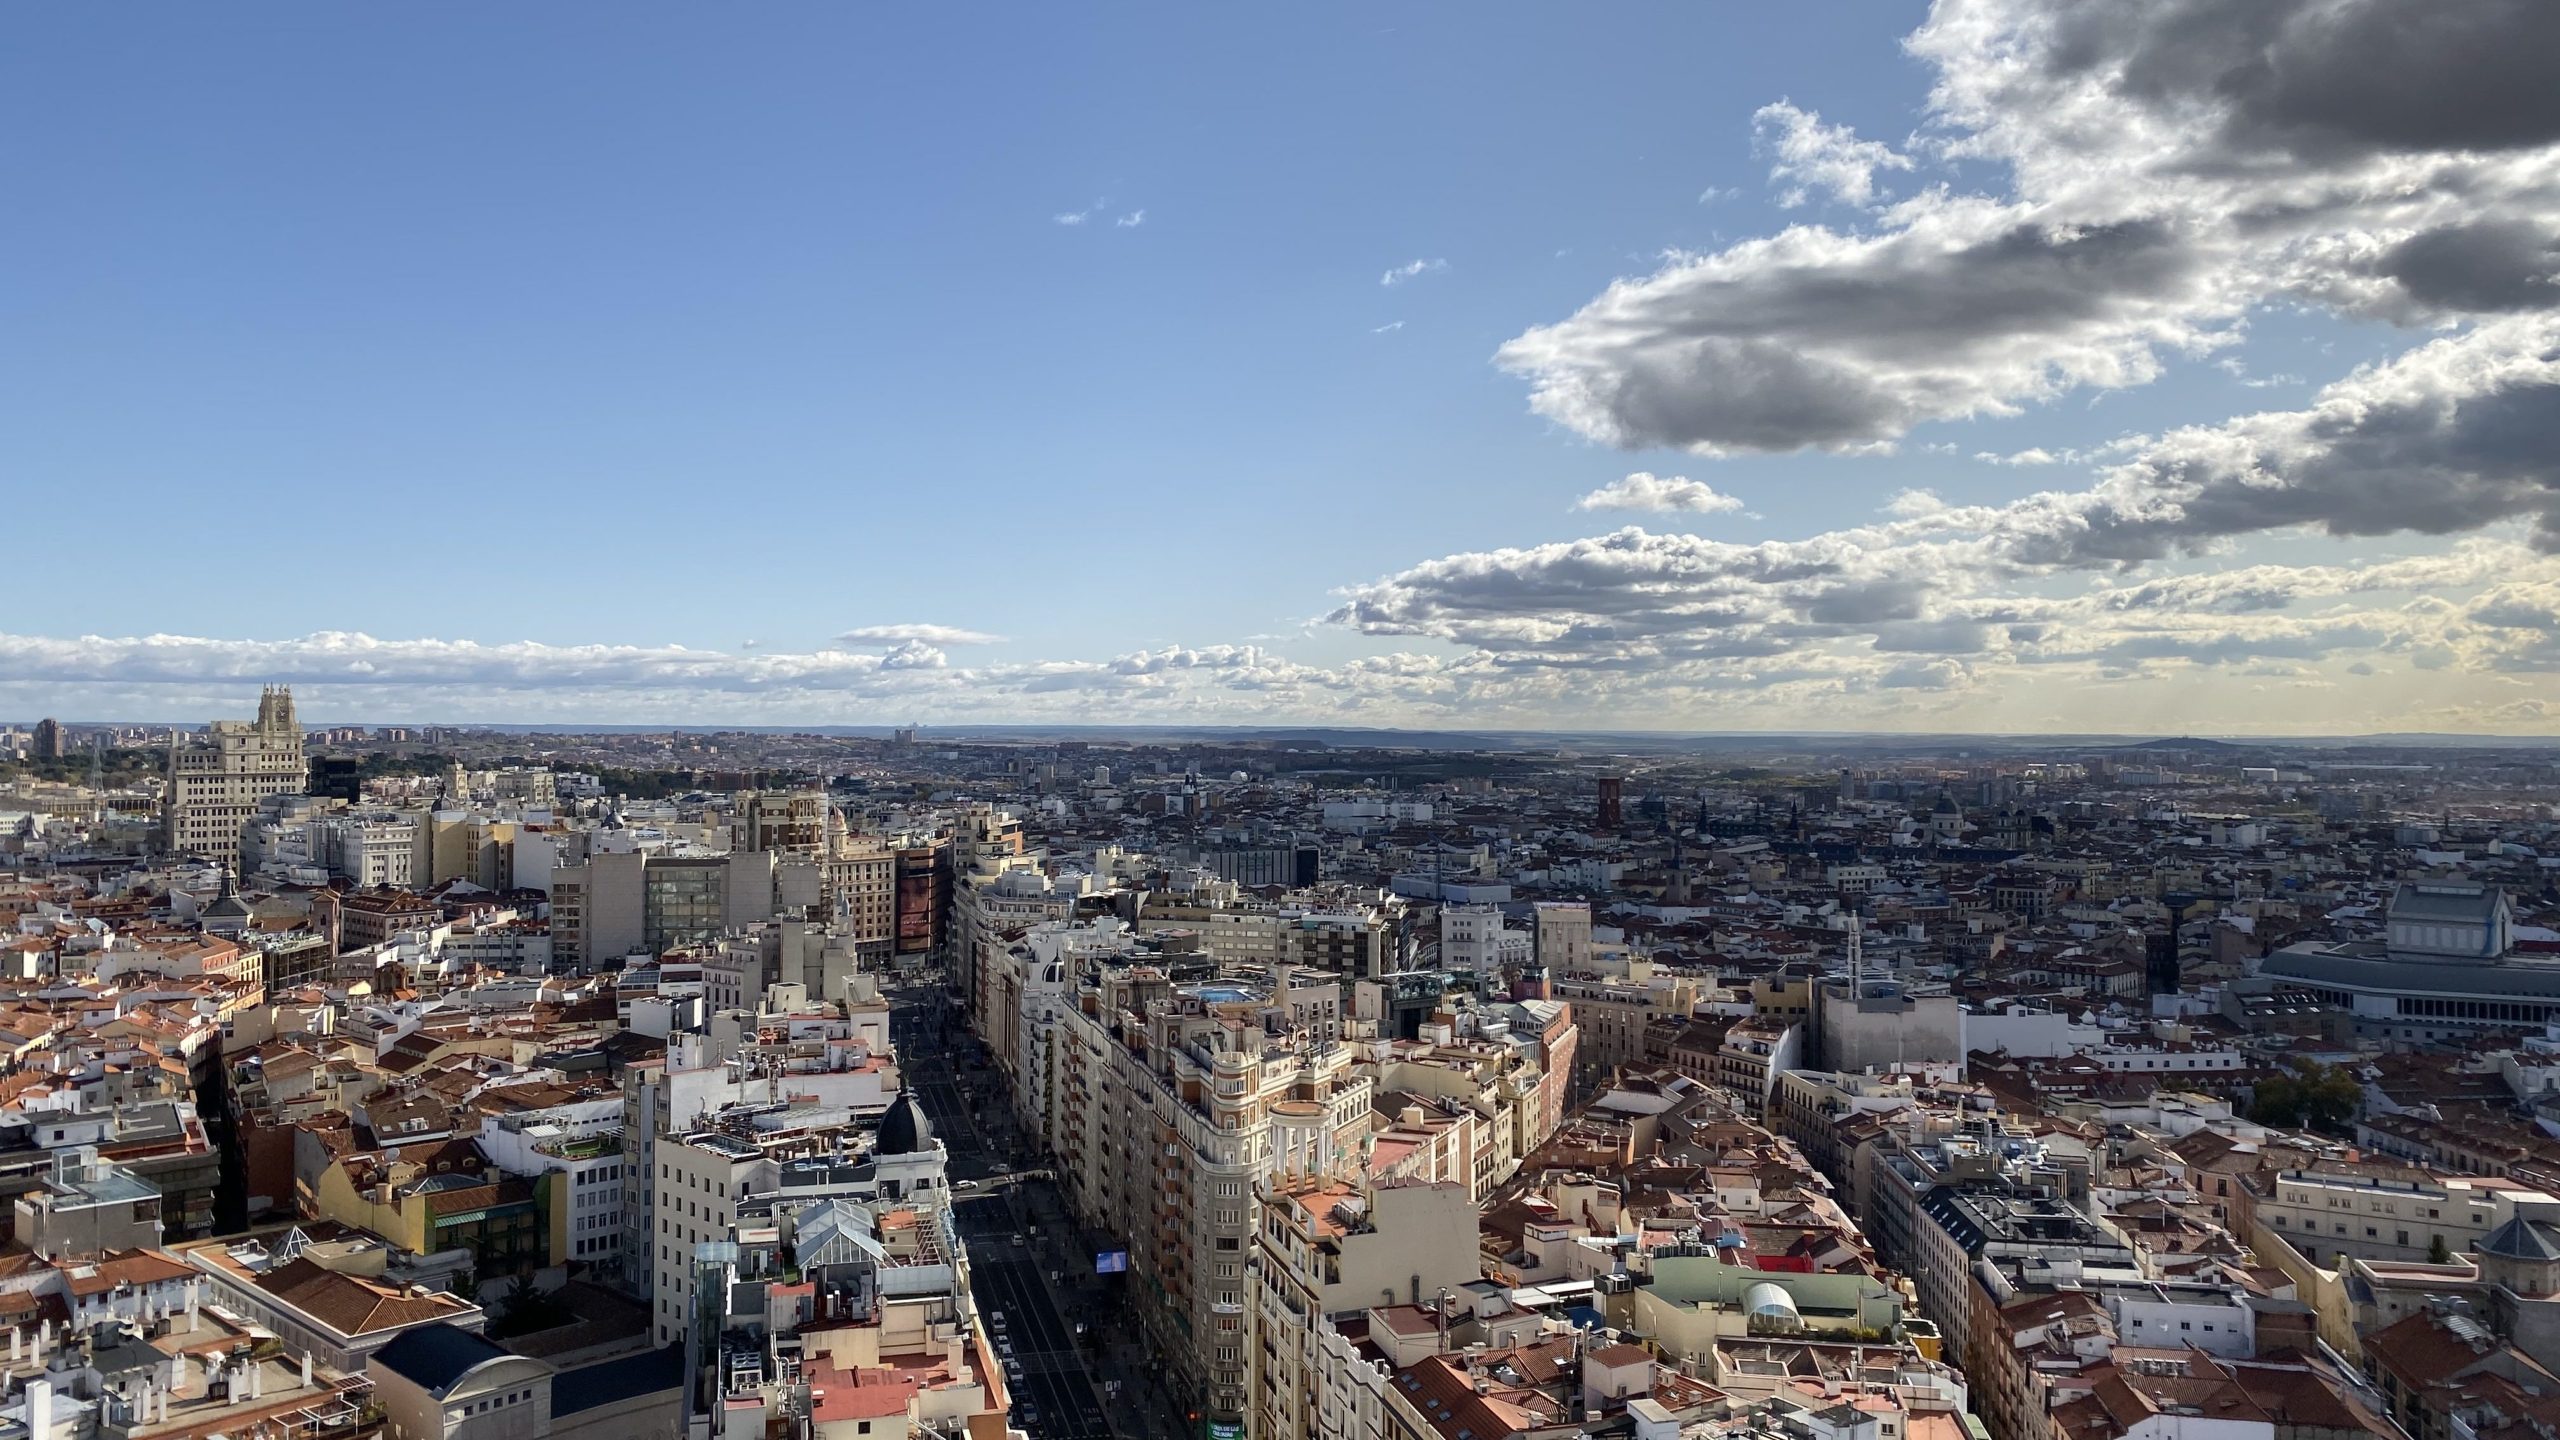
<box><xmin>5</xmin><ymin>2</ymin><xmax>2557</xmax><ymax>732</ymax></box>
<box><xmin>5</xmin><ymin>5</ymin><xmax>1882</xmax><ymax>652</ymax></box>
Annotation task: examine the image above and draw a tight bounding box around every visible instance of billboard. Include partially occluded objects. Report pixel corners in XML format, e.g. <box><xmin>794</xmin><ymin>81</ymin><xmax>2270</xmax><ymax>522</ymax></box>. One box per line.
<box><xmin>895</xmin><ymin>847</ymin><xmax>948</xmax><ymax>955</ymax></box>
<box><xmin>1095</xmin><ymin>1251</ymin><xmax>1128</xmax><ymax>1274</ymax></box>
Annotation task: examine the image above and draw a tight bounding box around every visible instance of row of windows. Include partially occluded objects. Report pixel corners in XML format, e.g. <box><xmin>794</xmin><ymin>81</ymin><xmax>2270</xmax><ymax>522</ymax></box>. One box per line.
<box><xmin>2397</xmin><ymin>997</ymin><xmax>2551</xmax><ymax>1022</ymax></box>
<box><xmin>455</xmin><ymin>1387</ymin><xmax>537</xmax><ymax>1418</ymax></box>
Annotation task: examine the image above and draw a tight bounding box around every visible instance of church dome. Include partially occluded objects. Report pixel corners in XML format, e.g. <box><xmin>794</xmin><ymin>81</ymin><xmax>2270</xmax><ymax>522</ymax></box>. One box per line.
<box><xmin>876</xmin><ymin>1088</ymin><xmax>934</xmax><ymax>1156</ymax></box>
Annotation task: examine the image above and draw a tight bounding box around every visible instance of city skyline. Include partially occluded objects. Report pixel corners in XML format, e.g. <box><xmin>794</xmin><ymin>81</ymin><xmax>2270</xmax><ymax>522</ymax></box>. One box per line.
<box><xmin>7</xmin><ymin>1</ymin><xmax>2559</xmax><ymax>734</ymax></box>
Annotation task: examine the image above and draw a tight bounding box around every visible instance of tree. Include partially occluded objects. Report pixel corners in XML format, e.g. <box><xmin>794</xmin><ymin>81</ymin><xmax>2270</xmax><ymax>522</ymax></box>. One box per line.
<box><xmin>2247</xmin><ymin>1074</ymin><xmax>2303</xmax><ymax>1127</ymax></box>
<box><xmin>2247</xmin><ymin>1060</ymin><xmax>2363</xmax><ymax>1134</ymax></box>
<box><xmin>2298</xmin><ymin>1064</ymin><xmax>2364</xmax><ymax>1131</ymax></box>
<box><xmin>2429</xmin><ymin>1234</ymin><xmax>2455</xmax><ymax>1265</ymax></box>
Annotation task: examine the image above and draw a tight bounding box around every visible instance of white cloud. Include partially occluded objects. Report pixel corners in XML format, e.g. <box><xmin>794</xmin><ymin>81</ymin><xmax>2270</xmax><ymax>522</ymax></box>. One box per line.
<box><xmin>838</xmin><ymin>624</ymin><xmax>1010</xmax><ymax>647</ymax></box>
<box><xmin>1339</xmin><ymin>318</ymin><xmax>2560</xmax><ymax>688</ymax></box>
<box><xmin>1752</xmin><ymin>101</ymin><xmax>1913</xmax><ymax>209</ymax></box>
<box><xmin>1116</xmin><ymin>209</ymin><xmax>1146</xmax><ymax>228</ymax></box>
<box><xmin>1380</xmin><ymin>258</ymin><xmax>1448</xmax><ymax>287</ymax></box>
<box><xmin>1572</xmin><ymin>472</ymin><xmax>1747</xmax><ymax>514</ymax></box>
<box><xmin>1497</xmin><ymin>0</ymin><xmax>2560</xmax><ymax>455</ymax></box>
<box><xmin>1372</xmin><ymin>321</ymin><xmax>1405</xmax><ymax>334</ymax></box>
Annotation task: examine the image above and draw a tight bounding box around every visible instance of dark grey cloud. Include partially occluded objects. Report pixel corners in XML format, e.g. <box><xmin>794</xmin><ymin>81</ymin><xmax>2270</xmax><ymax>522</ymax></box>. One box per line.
<box><xmin>2381</xmin><ymin>221</ymin><xmax>2560</xmax><ymax>315</ymax></box>
<box><xmin>2017</xmin><ymin>337</ymin><xmax>2560</xmax><ymax>566</ymax></box>
<box><xmin>1498</xmin><ymin>214</ymin><xmax>2215</xmax><ymax>452</ymax></box>
<box><xmin>2047</xmin><ymin>0</ymin><xmax>2560</xmax><ymax>162</ymax></box>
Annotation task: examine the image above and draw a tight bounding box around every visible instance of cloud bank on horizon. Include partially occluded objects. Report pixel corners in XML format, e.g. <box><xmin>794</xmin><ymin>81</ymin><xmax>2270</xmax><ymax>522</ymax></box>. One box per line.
<box><xmin>9</xmin><ymin>0</ymin><xmax>2560</xmax><ymax>735</ymax></box>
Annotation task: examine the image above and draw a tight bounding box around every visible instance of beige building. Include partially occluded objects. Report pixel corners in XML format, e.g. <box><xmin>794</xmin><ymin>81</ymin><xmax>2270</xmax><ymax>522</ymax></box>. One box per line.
<box><xmin>551</xmin><ymin>850</ymin><xmax>777</xmax><ymax>967</ymax></box>
<box><xmin>1139</xmin><ymin>886</ymin><xmax>1286</xmax><ymax>969</ymax></box>
<box><xmin>1534</xmin><ymin>901</ymin><xmax>1593</xmax><ymax>972</ymax></box>
<box><xmin>827</xmin><ymin>839</ymin><xmax>898</xmax><ymax>955</ymax></box>
<box><xmin>2250</xmin><ymin>1167</ymin><xmax>2550</xmax><ymax>1267</ymax></box>
<box><xmin>1043</xmin><ymin>961</ymin><xmax>1373</xmax><ymax>1426</ymax></box>
<box><xmin>741</xmin><ymin>788</ymin><xmax>829</xmax><ymax>858</ymax></box>
<box><xmin>165</xmin><ymin>687</ymin><xmax>305</xmax><ymax>866</ymax></box>
<box><xmin>1249</xmin><ymin>1179</ymin><xmax>1477</xmax><ymax>1440</ymax></box>
<box><xmin>370</xmin><ymin>1324</ymin><xmax>553</xmax><ymax>1440</ymax></box>
<box><xmin>650</xmin><ymin>1130</ymin><xmax>763</xmax><ymax>1346</ymax></box>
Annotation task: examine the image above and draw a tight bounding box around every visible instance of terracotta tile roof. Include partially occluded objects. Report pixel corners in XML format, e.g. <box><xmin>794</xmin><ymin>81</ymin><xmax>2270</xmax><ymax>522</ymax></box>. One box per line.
<box><xmin>807</xmin><ymin>1359</ymin><xmax>923</xmax><ymax>1422</ymax></box>
<box><xmin>252</xmin><ymin>1256</ymin><xmax>471</xmax><ymax>1338</ymax></box>
<box><xmin>63</xmin><ymin>1248</ymin><xmax>194</xmax><ymax>1297</ymax></box>
<box><xmin>2364</xmin><ymin>1308</ymin><xmax>2516</xmax><ymax>1389</ymax></box>
<box><xmin>1389</xmin><ymin>1353</ymin><xmax>1561</xmax><ymax>1440</ymax></box>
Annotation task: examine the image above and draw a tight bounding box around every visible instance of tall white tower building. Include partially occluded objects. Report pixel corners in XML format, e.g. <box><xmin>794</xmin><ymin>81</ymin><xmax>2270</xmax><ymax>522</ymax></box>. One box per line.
<box><xmin>165</xmin><ymin>686</ymin><xmax>306</xmax><ymax>867</ymax></box>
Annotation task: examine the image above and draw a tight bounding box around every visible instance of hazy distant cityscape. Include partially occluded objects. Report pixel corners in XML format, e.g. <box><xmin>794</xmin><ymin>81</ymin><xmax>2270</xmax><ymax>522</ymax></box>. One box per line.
<box><xmin>7</xmin><ymin>690</ymin><xmax>2560</xmax><ymax>1440</ymax></box>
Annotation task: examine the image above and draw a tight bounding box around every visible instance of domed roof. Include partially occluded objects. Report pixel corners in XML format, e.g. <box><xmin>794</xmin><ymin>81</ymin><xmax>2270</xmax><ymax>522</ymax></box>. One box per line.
<box><xmin>2478</xmin><ymin>1214</ymin><xmax>2560</xmax><ymax>1262</ymax></box>
<box><xmin>876</xmin><ymin>1088</ymin><xmax>933</xmax><ymax>1156</ymax></box>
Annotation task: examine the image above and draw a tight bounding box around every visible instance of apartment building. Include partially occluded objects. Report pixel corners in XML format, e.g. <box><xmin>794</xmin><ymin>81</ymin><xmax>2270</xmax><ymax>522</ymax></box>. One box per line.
<box><xmin>1552</xmin><ymin>971</ymin><xmax>1702</xmax><ymax>1091</ymax></box>
<box><xmin>618</xmin><ymin>1040</ymin><xmax>746</xmax><ymax>1301</ymax></box>
<box><xmin>1532</xmin><ymin>901</ymin><xmax>1592</xmax><ymax>973</ymax></box>
<box><xmin>1044</xmin><ymin>957</ymin><xmax>1374</xmax><ymax>1428</ymax></box>
<box><xmin>1139</xmin><ymin>882</ymin><xmax>1287</xmax><ymax>970</ymax></box>
<box><xmin>739</xmin><ymin>788</ymin><xmax>828</xmax><ymax>858</ymax></box>
<box><xmin>650</xmin><ymin>1131</ymin><xmax>763</xmax><ymax>1347</ymax></box>
<box><xmin>1249</xmin><ymin>1179</ymin><xmax>1476</xmax><ymax>1440</ymax></box>
<box><xmin>550</xmin><ymin>850</ymin><xmax>777</xmax><ymax>967</ymax></box>
<box><xmin>959</xmin><ymin>866</ymin><xmax>1085</xmax><ymax>1044</ymax></box>
<box><xmin>825</xmin><ymin>840</ymin><xmax>897</xmax><ymax>957</ymax></box>
<box><xmin>1438</xmin><ymin>905</ymin><xmax>1528</xmax><ymax>986</ymax></box>
<box><xmin>309</xmin><ymin>811</ymin><xmax>426</xmax><ymax>887</ymax></box>
<box><xmin>2245</xmin><ymin>1167</ymin><xmax>2550</xmax><ymax>1267</ymax></box>
<box><xmin>476</xmin><ymin>1109</ymin><xmax>628</xmax><ymax>1268</ymax></box>
<box><xmin>1280</xmin><ymin>902</ymin><xmax>1400</xmax><ymax>979</ymax></box>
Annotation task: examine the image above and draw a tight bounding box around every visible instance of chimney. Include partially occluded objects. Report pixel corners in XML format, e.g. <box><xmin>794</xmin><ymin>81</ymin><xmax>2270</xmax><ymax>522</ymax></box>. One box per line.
<box><xmin>26</xmin><ymin>1377</ymin><xmax>50</xmax><ymax>1440</ymax></box>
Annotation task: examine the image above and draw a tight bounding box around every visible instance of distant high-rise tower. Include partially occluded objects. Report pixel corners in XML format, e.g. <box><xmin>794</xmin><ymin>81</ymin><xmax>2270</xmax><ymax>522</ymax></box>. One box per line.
<box><xmin>1596</xmin><ymin>775</ymin><xmax>1623</xmax><ymax>831</ymax></box>
<box><xmin>30</xmin><ymin>718</ymin><xmax>64</xmax><ymax>761</ymax></box>
<box><xmin>164</xmin><ymin>686</ymin><xmax>305</xmax><ymax>867</ymax></box>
